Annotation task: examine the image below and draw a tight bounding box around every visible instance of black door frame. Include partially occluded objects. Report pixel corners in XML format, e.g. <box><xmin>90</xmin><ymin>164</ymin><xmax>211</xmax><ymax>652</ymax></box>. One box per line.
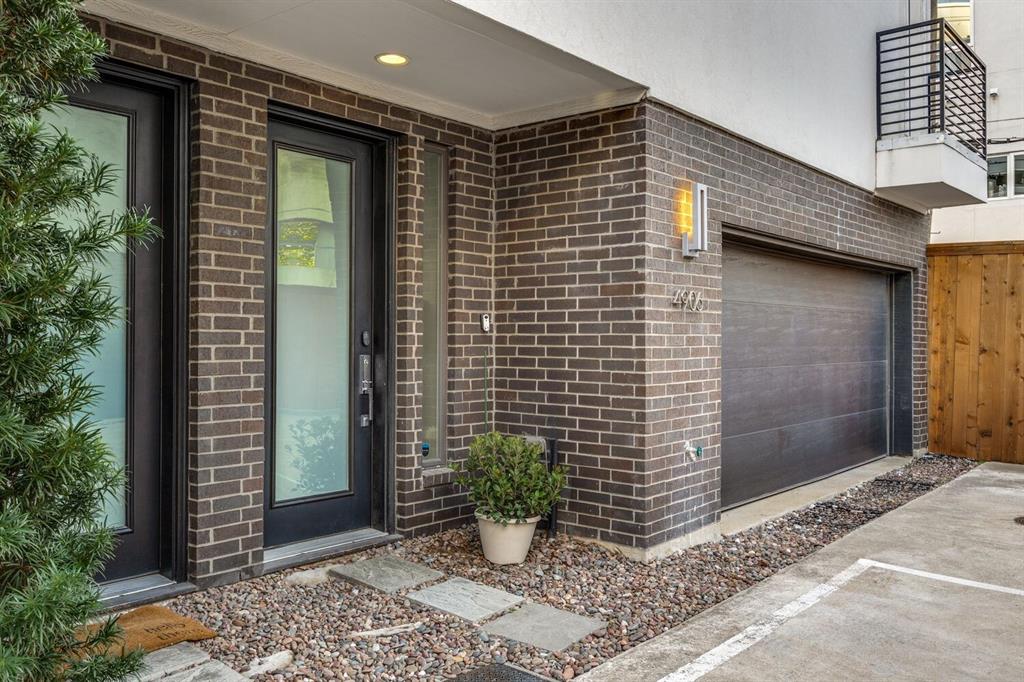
<box><xmin>93</xmin><ymin>60</ymin><xmax>190</xmax><ymax>584</ymax></box>
<box><xmin>264</xmin><ymin>104</ymin><xmax>396</xmax><ymax>546</ymax></box>
<box><xmin>720</xmin><ymin>225</ymin><xmax>917</xmax><ymax>506</ymax></box>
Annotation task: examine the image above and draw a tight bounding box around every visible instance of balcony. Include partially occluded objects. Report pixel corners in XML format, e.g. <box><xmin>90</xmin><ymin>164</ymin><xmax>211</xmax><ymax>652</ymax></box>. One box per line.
<box><xmin>874</xmin><ymin>19</ymin><xmax>987</xmax><ymax>213</ymax></box>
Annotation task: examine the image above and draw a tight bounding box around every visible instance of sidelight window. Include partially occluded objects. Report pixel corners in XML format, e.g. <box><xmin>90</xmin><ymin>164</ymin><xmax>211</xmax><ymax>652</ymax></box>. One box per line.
<box><xmin>421</xmin><ymin>145</ymin><xmax>449</xmax><ymax>466</ymax></box>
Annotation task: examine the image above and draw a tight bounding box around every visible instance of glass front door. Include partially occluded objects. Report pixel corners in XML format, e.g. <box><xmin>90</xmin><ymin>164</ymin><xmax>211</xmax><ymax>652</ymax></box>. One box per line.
<box><xmin>265</xmin><ymin>118</ymin><xmax>379</xmax><ymax>547</ymax></box>
<box><xmin>43</xmin><ymin>78</ymin><xmax>170</xmax><ymax>581</ymax></box>
<box><xmin>274</xmin><ymin>148</ymin><xmax>353</xmax><ymax>502</ymax></box>
<box><xmin>42</xmin><ymin>105</ymin><xmax>130</xmax><ymax>529</ymax></box>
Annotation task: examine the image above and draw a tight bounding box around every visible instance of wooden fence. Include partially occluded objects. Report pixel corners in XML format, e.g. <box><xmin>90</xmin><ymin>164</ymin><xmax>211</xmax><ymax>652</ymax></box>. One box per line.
<box><xmin>928</xmin><ymin>241</ymin><xmax>1023</xmax><ymax>463</ymax></box>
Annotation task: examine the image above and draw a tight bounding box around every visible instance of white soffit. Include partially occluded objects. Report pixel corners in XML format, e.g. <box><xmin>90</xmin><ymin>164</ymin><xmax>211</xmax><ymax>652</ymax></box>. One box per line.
<box><xmin>81</xmin><ymin>0</ymin><xmax>646</xmax><ymax>130</ymax></box>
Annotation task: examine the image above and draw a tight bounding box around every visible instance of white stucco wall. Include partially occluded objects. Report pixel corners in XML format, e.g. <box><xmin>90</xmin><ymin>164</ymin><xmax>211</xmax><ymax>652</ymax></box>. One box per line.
<box><xmin>931</xmin><ymin>0</ymin><xmax>1024</xmax><ymax>243</ymax></box>
<box><xmin>930</xmin><ymin>199</ymin><xmax>1024</xmax><ymax>242</ymax></box>
<box><xmin>453</xmin><ymin>0</ymin><xmax>923</xmax><ymax>191</ymax></box>
<box><xmin>978</xmin><ymin>0</ymin><xmax>1024</xmax><ymax>147</ymax></box>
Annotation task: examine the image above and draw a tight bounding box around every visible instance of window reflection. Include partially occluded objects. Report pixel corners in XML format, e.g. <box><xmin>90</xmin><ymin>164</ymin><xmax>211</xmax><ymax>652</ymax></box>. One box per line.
<box><xmin>274</xmin><ymin>148</ymin><xmax>351</xmax><ymax>501</ymax></box>
<box><xmin>421</xmin><ymin>147</ymin><xmax>447</xmax><ymax>464</ymax></box>
<box><xmin>41</xmin><ymin>105</ymin><xmax>130</xmax><ymax>529</ymax></box>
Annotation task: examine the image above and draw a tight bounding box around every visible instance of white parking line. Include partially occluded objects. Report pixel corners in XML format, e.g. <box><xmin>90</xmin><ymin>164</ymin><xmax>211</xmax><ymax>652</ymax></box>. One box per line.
<box><xmin>856</xmin><ymin>559</ymin><xmax>1024</xmax><ymax>596</ymax></box>
<box><xmin>658</xmin><ymin>558</ymin><xmax>1024</xmax><ymax>682</ymax></box>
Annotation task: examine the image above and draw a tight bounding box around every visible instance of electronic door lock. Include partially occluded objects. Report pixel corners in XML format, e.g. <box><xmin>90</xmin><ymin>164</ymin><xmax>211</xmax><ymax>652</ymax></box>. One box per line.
<box><xmin>359</xmin><ymin>353</ymin><xmax>373</xmax><ymax>427</ymax></box>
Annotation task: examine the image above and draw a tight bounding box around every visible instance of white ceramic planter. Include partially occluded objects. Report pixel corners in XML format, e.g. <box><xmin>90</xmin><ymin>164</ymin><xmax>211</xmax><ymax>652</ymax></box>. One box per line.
<box><xmin>476</xmin><ymin>512</ymin><xmax>541</xmax><ymax>565</ymax></box>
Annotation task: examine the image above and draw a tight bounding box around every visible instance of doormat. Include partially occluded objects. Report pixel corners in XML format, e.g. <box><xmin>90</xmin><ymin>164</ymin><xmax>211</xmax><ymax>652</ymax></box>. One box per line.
<box><xmin>89</xmin><ymin>605</ymin><xmax>216</xmax><ymax>654</ymax></box>
<box><xmin>451</xmin><ymin>663</ymin><xmax>546</xmax><ymax>681</ymax></box>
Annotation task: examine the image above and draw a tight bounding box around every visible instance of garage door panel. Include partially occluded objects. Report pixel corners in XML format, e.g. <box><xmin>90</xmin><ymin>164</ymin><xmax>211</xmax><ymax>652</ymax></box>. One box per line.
<box><xmin>723</xmin><ymin>249</ymin><xmax>890</xmax><ymax>313</ymax></box>
<box><xmin>722</xmin><ymin>245</ymin><xmax>891</xmax><ymax>510</ymax></box>
<box><xmin>721</xmin><ymin>409</ymin><xmax>888</xmax><ymax>508</ymax></box>
<box><xmin>724</xmin><ymin>302</ymin><xmax>888</xmax><ymax>368</ymax></box>
<box><xmin>723</xmin><ymin>361</ymin><xmax>888</xmax><ymax>437</ymax></box>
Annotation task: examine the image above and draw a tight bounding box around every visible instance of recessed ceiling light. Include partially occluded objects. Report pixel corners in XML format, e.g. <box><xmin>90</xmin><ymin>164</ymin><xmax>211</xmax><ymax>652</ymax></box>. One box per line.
<box><xmin>375</xmin><ymin>53</ymin><xmax>409</xmax><ymax>66</ymax></box>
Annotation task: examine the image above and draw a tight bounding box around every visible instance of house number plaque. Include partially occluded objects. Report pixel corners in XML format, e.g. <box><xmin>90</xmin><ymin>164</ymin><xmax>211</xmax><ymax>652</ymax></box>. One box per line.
<box><xmin>672</xmin><ymin>289</ymin><xmax>706</xmax><ymax>312</ymax></box>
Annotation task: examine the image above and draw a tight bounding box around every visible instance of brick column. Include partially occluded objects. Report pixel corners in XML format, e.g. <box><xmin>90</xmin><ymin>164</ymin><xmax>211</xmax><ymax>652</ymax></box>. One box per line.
<box><xmin>493</xmin><ymin>107</ymin><xmax>652</xmax><ymax>550</ymax></box>
<box><xmin>187</xmin><ymin>62</ymin><xmax>269</xmax><ymax>586</ymax></box>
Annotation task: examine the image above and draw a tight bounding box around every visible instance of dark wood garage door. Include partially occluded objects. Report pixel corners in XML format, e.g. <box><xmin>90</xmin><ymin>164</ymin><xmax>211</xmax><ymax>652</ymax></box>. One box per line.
<box><xmin>722</xmin><ymin>246</ymin><xmax>890</xmax><ymax>509</ymax></box>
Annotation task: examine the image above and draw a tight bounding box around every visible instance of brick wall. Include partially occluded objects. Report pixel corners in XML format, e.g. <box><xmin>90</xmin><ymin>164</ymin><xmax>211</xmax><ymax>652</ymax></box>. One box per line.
<box><xmin>90</xmin><ymin>15</ymin><xmax>494</xmax><ymax>586</ymax></box>
<box><xmin>641</xmin><ymin>101</ymin><xmax>930</xmax><ymax>550</ymax></box>
<box><xmin>88</xmin><ymin>14</ymin><xmax>930</xmax><ymax>580</ymax></box>
<box><xmin>394</xmin><ymin>131</ymin><xmax>496</xmax><ymax>539</ymax></box>
<box><xmin>493</xmin><ymin>101</ymin><xmax>930</xmax><ymax>554</ymax></box>
<box><xmin>492</xmin><ymin>108</ymin><xmax>654</xmax><ymax>549</ymax></box>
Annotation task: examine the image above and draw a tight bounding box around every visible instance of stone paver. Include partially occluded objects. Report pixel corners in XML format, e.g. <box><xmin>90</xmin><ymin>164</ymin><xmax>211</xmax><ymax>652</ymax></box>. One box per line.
<box><xmin>242</xmin><ymin>650</ymin><xmax>293</xmax><ymax>678</ymax></box>
<box><xmin>408</xmin><ymin>577</ymin><xmax>524</xmax><ymax>622</ymax></box>
<box><xmin>284</xmin><ymin>566</ymin><xmax>333</xmax><ymax>586</ymax></box>
<box><xmin>162</xmin><ymin>660</ymin><xmax>244</xmax><ymax>682</ymax></box>
<box><xmin>329</xmin><ymin>556</ymin><xmax>442</xmax><ymax>594</ymax></box>
<box><xmin>484</xmin><ymin>603</ymin><xmax>605</xmax><ymax>651</ymax></box>
<box><xmin>140</xmin><ymin>643</ymin><xmax>211</xmax><ymax>682</ymax></box>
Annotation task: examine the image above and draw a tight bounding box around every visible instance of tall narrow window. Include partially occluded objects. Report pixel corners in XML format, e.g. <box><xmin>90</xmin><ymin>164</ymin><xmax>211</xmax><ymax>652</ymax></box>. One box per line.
<box><xmin>1014</xmin><ymin>154</ymin><xmax>1024</xmax><ymax>196</ymax></box>
<box><xmin>421</xmin><ymin>145</ymin><xmax>448</xmax><ymax>465</ymax></box>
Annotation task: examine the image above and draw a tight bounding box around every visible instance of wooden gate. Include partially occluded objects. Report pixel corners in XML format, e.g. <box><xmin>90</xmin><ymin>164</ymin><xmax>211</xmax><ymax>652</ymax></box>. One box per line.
<box><xmin>928</xmin><ymin>241</ymin><xmax>1023</xmax><ymax>463</ymax></box>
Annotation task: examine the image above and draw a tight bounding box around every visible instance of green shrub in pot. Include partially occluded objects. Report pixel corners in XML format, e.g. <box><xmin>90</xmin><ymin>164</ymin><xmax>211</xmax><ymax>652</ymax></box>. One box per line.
<box><xmin>453</xmin><ymin>432</ymin><xmax>567</xmax><ymax>563</ymax></box>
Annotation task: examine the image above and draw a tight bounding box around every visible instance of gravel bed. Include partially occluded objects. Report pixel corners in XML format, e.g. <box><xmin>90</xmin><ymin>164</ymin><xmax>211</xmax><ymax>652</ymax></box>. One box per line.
<box><xmin>169</xmin><ymin>455</ymin><xmax>975</xmax><ymax>681</ymax></box>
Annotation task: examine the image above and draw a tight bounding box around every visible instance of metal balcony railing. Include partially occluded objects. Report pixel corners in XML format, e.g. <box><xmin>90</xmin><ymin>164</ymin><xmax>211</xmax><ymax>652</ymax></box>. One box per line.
<box><xmin>877</xmin><ymin>18</ymin><xmax>986</xmax><ymax>159</ymax></box>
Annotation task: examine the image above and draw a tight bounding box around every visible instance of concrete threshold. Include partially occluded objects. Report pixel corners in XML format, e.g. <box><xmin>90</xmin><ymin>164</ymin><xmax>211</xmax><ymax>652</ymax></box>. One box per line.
<box><xmin>719</xmin><ymin>456</ymin><xmax>911</xmax><ymax>536</ymax></box>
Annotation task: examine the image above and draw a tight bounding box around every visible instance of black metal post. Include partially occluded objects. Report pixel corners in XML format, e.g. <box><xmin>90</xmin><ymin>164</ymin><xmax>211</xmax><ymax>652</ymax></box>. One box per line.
<box><xmin>938</xmin><ymin>22</ymin><xmax>946</xmax><ymax>135</ymax></box>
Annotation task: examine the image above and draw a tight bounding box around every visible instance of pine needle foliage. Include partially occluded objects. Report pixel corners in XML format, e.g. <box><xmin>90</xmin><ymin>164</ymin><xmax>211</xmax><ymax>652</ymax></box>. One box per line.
<box><xmin>0</xmin><ymin>1</ymin><xmax>157</xmax><ymax>679</ymax></box>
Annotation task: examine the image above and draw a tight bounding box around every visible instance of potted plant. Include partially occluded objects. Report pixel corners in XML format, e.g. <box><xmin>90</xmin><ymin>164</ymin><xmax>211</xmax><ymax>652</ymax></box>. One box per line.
<box><xmin>453</xmin><ymin>432</ymin><xmax>567</xmax><ymax>564</ymax></box>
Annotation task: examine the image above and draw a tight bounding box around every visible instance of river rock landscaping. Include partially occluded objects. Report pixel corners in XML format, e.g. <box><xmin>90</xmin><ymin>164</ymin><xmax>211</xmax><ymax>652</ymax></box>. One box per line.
<box><xmin>167</xmin><ymin>455</ymin><xmax>975</xmax><ymax>681</ymax></box>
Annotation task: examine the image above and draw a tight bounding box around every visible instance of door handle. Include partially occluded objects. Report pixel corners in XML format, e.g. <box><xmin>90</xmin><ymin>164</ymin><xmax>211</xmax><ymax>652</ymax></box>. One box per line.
<box><xmin>359</xmin><ymin>353</ymin><xmax>373</xmax><ymax>427</ymax></box>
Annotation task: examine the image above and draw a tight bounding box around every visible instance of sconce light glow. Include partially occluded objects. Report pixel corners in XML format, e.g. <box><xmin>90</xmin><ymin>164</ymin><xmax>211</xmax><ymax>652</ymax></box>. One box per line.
<box><xmin>375</xmin><ymin>53</ymin><xmax>409</xmax><ymax>66</ymax></box>
<box><xmin>676</xmin><ymin>184</ymin><xmax>694</xmax><ymax>238</ymax></box>
<box><xmin>676</xmin><ymin>180</ymin><xmax>709</xmax><ymax>258</ymax></box>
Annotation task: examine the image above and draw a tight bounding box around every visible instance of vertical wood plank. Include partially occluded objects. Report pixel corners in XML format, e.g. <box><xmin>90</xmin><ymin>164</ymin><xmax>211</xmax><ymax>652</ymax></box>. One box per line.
<box><xmin>940</xmin><ymin>255</ymin><xmax>959</xmax><ymax>451</ymax></box>
<box><xmin>951</xmin><ymin>254</ymin><xmax>982</xmax><ymax>457</ymax></box>
<box><xmin>1004</xmin><ymin>253</ymin><xmax>1024</xmax><ymax>463</ymax></box>
<box><xmin>927</xmin><ymin>256</ymin><xmax>946</xmax><ymax>452</ymax></box>
<box><xmin>929</xmin><ymin>254</ymin><xmax>950</xmax><ymax>450</ymax></box>
<box><xmin>977</xmin><ymin>254</ymin><xmax>1007</xmax><ymax>461</ymax></box>
<box><xmin>927</xmin><ymin>244</ymin><xmax>1024</xmax><ymax>465</ymax></box>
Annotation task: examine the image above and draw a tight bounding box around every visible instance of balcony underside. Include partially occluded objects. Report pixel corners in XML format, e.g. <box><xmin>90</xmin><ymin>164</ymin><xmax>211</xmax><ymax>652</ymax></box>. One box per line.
<box><xmin>875</xmin><ymin>133</ymin><xmax>986</xmax><ymax>213</ymax></box>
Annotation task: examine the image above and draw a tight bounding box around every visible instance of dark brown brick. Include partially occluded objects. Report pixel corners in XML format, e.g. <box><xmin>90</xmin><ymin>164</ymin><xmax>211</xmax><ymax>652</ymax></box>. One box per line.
<box><xmin>91</xmin><ymin>13</ymin><xmax>928</xmax><ymax>582</ymax></box>
<box><xmin>107</xmin><ymin>24</ymin><xmax>156</xmax><ymax>49</ymax></box>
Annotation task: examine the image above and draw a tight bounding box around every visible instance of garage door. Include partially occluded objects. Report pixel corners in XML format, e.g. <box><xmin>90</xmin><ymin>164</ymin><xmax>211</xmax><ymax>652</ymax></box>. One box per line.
<box><xmin>722</xmin><ymin>246</ymin><xmax>890</xmax><ymax>509</ymax></box>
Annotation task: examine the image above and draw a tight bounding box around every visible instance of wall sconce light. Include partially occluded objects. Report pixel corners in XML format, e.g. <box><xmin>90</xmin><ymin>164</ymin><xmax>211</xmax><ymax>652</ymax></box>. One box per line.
<box><xmin>676</xmin><ymin>181</ymin><xmax>708</xmax><ymax>257</ymax></box>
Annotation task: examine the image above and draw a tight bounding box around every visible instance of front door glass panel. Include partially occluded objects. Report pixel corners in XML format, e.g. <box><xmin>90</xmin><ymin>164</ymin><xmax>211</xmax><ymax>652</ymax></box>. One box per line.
<box><xmin>274</xmin><ymin>148</ymin><xmax>352</xmax><ymax>502</ymax></box>
<box><xmin>41</xmin><ymin>105</ymin><xmax>130</xmax><ymax>529</ymax></box>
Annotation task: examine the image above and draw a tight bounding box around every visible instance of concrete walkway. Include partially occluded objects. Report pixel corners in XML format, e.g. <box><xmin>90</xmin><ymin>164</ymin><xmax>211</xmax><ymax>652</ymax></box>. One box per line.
<box><xmin>581</xmin><ymin>462</ymin><xmax>1024</xmax><ymax>682</ymax></box>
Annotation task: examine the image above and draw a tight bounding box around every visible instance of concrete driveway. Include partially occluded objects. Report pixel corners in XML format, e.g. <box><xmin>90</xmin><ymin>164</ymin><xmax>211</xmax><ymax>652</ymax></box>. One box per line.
<box><xmin>580</xmin><ymin>462</ymin><xmax>1024</xmax><ymax>682</ymax></box>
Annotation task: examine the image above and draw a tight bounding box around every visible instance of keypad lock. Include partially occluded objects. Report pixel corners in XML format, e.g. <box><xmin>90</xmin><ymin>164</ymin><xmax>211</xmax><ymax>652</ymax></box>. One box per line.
<box><xmin>359</xmin><ymin>353</ymin><xmax>373</xmax><ymax>427</ymax></box>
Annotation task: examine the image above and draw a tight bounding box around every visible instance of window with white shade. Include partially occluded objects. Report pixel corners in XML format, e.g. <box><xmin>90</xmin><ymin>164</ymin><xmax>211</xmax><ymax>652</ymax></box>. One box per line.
<box><xmin>988</xmin><ymin>153</ymin><xmax>1024</xmax><ymax>199</ymax></box>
